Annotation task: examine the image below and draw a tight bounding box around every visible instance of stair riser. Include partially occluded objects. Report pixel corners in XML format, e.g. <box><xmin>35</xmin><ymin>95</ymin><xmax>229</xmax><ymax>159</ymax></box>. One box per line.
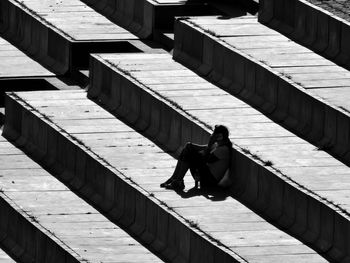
<box><xmin>81</xmin><ymin>0</ymin><xmax>153</xmax><ymax>38</ymax></box>
<box><xmin>0</xmin><ymin>0</ymin><xmax>142</xmax><ymax>74</ymax></box>
<box><xmin>0</xmin><ymin>193</ymin><xmax>77</xmax><ymax>263</ymax></box>
<box><xmin>259</xmin><ymin>0</ymin><xmax>350</xmax><ymax>69</ymax></box>
<box><xmin>87</xmin><ymin>55</ymin><xmax>350</xmax><ymax>262</ymax></box>
<box><xmin>81</xmin><ymin>0</ymin><xmax>216</xmax><ymax>39</ymax></box>
<box><xmin>3</xmin><ymin>93</ymin><xmax>238</xmax><ymax>263</ymax></box>
<box><xmin>0</xmin><ymin>0</ymin><xmax>70</xmax><ymax>74</ymax></box>
<box><xmin>173</xmin><ymin>19</ymin><xmax>350</xmax><ymax>166</ymax></box>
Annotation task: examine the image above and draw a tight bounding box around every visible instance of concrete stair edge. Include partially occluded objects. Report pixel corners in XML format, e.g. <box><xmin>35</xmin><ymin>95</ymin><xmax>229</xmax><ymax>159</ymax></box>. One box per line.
<box><xmin>2</xmin><ymin>91</ymin><xmax>244</xmax><ymax>263</ymax></box>
<box><xmin>172</xmin><ymin>17</ymin><xmax>350</xmax><ymax>168</ymax></box>
<box><xmin>0</xmin><ymin>191</ymin><xmax>79</xmax><ymax>263</ymax></box>
<box><xmin>87</xmin><ymin>52</ymin><xmax>350</xmax><ymax>262</ymax></box>
<box><xmin>258</xmin><ymin>0</ymin><xmax>350</xmax><ymax>70</ymax></box>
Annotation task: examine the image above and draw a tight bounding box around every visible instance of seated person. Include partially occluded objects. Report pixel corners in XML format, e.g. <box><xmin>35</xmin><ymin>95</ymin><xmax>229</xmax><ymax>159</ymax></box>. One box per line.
<box><xmin>160</xmin><ymin>125</ymin><xmax>232</xmax><ymax>190</ymax></box>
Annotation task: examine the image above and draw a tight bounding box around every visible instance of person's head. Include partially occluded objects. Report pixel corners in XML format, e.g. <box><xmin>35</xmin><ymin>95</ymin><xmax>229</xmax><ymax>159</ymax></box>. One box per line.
<box><xmin>213</xmin><ymin>125</ymin><xmax>230</xmax><ymax>142</ymax></box>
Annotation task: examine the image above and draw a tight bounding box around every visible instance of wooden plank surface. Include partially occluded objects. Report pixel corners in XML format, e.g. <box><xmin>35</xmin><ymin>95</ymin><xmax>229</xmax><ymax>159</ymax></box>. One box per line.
<box><xmin>12</xmin><ymin>89</ymin><xmax>328</xmax><ymax>262</ymax></box>
<box><xmin>0</xmin><ymin>134</ymin><xmax>162</xmax><ymax>263</ymax></box>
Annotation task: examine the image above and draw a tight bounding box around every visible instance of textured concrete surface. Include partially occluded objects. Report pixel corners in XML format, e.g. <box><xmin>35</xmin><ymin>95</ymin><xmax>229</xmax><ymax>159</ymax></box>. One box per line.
<box><xmin>0</xmin><ymin>134</ymin><xmax>162</xmax><ymax>263</ymax></box>
<box><xmin>303</xmin><ymin>0</ymin><xmax>350</xmax><ymax>23</ymax></box>
<box><xmin>0</xmin><ymin>0</ymin><xmax>140</xmax><ymax>74</ymax></box>
<box><xmin>80</xmin><ymin>0</ymin><xmax>220</xmax><ymax>40</ymax></box>
<box><xmin>3</xmin><ymin>90</ymin><xmax>328</xmax><ymax>262</ymax></box>
<box><xmin>259</xmin><ymin>0</ymin><xmax>350</xmax><ymax>70</ymax></box>
<box><xmin>0</xmin><ymin>249</ymin><xmax>15</xmax><ymax>262</ymax></box>
<box><xmin>173</xmin><ymin>15</ymin><xmax>350</xmax><ymax>166</ymax></box>
<box><xmin>88</xmin><ymin>52</ymin><xmax>350</xmax><ymax>261</ymax></box>
<box><xmin>0</xmin><ymin>37</ymin><xmax>53</xmax><ymax>79</ymax></box>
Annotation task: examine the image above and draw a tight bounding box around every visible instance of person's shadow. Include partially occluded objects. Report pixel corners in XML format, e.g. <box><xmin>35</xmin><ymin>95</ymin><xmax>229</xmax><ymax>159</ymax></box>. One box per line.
<box><xmin>176</xmin><ymin>186</ymin><xmax>230</xmax><ymax>201</ymax></box>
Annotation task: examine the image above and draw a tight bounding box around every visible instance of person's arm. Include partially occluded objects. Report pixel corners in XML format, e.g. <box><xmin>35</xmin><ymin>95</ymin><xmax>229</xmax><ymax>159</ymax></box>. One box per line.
<box><xmin>203</xmin><ymin>133</ymin><xmax>218</xmax><ymax>156</ymax></box>
<box><xmin>207</xmin><ymin>146</ymin><xmax>229</xmax><ymax>163</ymax></box>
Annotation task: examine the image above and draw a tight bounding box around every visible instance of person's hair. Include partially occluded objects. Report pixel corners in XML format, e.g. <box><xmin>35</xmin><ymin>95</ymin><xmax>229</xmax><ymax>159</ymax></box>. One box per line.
<box><xmin>214</xmin><ymin>125</ymin><xmax>233</xmax><ymax>165</ymax></box>
<box><xmin>214</xmin><ymin>125</ymin><xmax>229</xmax><ymax>139</ymax></box>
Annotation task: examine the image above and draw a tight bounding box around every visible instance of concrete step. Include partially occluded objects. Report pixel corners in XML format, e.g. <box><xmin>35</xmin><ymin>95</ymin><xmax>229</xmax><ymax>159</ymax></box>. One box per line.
<box><xmin>80</xmin><ymin>0</ymin><xmax>222</xmax><ymax>40</ymax></box>
<box><xmin>87</xmin><ymin>52</ymin><xmax>350</xmax><ymax>262</ymax></box>
<box><xmin>0</xmin><ymin>35</ymin><xmax>84</xmax><ymax>111</ymax></box>
<box><xmin>173</xmin><ymin>15</ymin><xmax>350</xmax><ymax>167</ymax></box>
<box><xmin>3</xmin><ymin>89</ymin><xmax>328</xmax><ymax>262</ymax></box>
<box><xmin>259</xmin><ymin>0</ymin><xmax>350</xmax><ymax>70</ymax></box>
<box><xmin>0</xmin><ymin>248</ymin><xmax>15</xmax><ymax>262</ymax></box>
<box><xmin>0</xmin><ymin>0</ymin><xmax>153</xmax><ymax>75</ymax></box>
<box><xmin>0</xmin><ymin>36</ymin><xmax>55</xmax><ymax>105</ymax></box>
<box><xmin>0</xmin><ymin>134</ymin><xmax>162</xmax><ymax>262</ymax></box>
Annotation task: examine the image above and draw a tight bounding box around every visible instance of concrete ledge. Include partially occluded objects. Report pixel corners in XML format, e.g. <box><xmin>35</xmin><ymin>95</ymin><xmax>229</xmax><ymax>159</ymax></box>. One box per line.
<box><xmin>3</xmin><ymin>92</ymin><xmax>244</xmax><ymax>263</ymax></box>
<box><xmin>87</xmin><ymin>53</ymin><xmax>350</xmax><ymax>262</ymax></box>
<box><xmin>173</xmin><ymin>17</ymin><xmax>350</xmax><ymax>167</ymax></box>
<box><xmin>258</xmin><ymin>0</ymin><xmax>350</xmax><ymax>70</ymax></box>
<box><xmin>0</xmin><ymin>0</ymin><xmax>69</xmax><ymax>74</ymax></box>
<box><xmin>81</xmin><ymin>0</ymin><xmax>217</xmax><ymax>40</ymax></box>
<box><xmin>81</xmin><ymin>0</ymin><xmax>154</xmax><ymax>39</ymax></box>
<box><xmin>0</xmin><ymin>193</ymin><xmax>77</xmax><ymax>263</ymax></box>
<box><xmin>0</xmin><ymin>0</ymin><xmax>143</xmax><ymax>75</ymax></box>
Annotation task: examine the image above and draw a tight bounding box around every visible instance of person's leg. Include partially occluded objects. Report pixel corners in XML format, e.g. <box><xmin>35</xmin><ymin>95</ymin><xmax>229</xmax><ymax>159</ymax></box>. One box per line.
<box><xmin>160</xmin><ymin>159</ymin><xmax>189</xmax><ymax>187</ymax></box>
<box><xmin>160</xmin><ymin>142</ymin><xmax>201</xmax><ymax>189</ymax></box>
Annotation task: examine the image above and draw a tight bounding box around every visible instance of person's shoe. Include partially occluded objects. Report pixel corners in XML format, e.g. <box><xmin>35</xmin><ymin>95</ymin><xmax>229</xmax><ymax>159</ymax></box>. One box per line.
<box><xmin>160</xmin><ymin>178</ymin><xmax>173</xmax><ymax>188</ymax></box>
<box><xmin>164</xmin><ymin>180</ymin><xmax>185</xmax><ymax>191</ymax></box>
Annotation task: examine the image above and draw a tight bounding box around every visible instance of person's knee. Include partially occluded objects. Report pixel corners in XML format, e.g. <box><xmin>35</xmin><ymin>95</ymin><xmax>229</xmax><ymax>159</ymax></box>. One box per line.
<box><xmin>179</xmin><ymin>142</ymin><xmax>192</xmax><ymax>160</ymax></box>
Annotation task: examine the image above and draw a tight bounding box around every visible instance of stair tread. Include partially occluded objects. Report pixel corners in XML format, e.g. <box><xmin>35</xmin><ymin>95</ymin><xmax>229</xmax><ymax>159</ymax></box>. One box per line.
<box><xmin>0</xmin><ymin>38</ymin><xmax>53</xmax><ymax>79</ymax></box>
<box><xmin>305</xmin><ymin>0</ymin><xmax>350</xmax><ymax>23</ymax></box>
<box><xmin>94</xmin><ymin>52</ymin><xmax>350</xmax><ymax>214</ymax></box>
<box><xmin>0</xmin><ymin>249</ymin><xmax>15</xmax><ymax>262</ymax></box>
<box><xmin>183</xmin><ymin>16</ymin><xmax>350</xmax><ymax>113</ymax></box>
<box><xmin>9</xmin><ymin>89</ymin><xmax>327</xmax><ymax>262</ymax></box>
<box><xmin>9</xmin><ymin>0</ymin><xmax>138</xmax><ymax>41</ymax></box>
<box><xmin>0</xmin><ymin>135</ymin><xmax>162</xmax><ymax>262</ymax></box>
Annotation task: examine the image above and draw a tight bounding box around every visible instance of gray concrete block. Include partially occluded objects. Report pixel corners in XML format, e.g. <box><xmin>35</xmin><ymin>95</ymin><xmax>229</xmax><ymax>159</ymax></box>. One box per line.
<box><xmin>277</xmin><ymin>183</ymin><xmax>297</xmax><ymax>229</ymax></box>
<box><xmin>209</xmin><ymin>41</ymin><xmax>225</xmax><ymax>83</ymax></box>
<box><xmin>0</xmin><ymin>194</ymin><xmax>76</xmax><ymax>263</ymax></box>
<box><xmin>264</xmin><ymin>174</ymin><xmax>284</xmax><ymax>221</ymax></box>
<box><xmin>319</xmin><ymin>107</ymin><xmax>337</xmax><ymax>149</ymax></box>
<box><xmin>314</xmin><ymin>10</ymin><xmax>329</xmax><ymax>52</ymax></box>
<box><xmin>315</xmin><ymin>203</ymin><xmax>334</xmax><ymax>252</ymax></box>
<box><xmin>325</xmin><ymin>17</ymin><xmax>342</xmax><ymax>59</ymax></box>
<box><xmin>153</xmin><ymin>205</ymin><xmax>169</xmax><ymax>253</ymax></box>
<box><xmin>328</xmin><ymin>215</ymin><xmax>349</xmax><ymax>261</ymax></box>
<box><xmin>102</xmin><ymin>169</ymin><xmax>117</xmax><ymax>212</ymax></box>
<box><xmin>222</xmin><ymin>48</ymin><xmax>246</xmax><ymax>94</ymax></box>
<box><xmin>334</xmin><ymin>111</ymin><xmax>350</xmax><ymax>157</ymax></box>
<box><xmin>303</xmin><ymin>5</ymin><xmax>318</xmax><ymax>47</ymax></box>
<box><xmin>198</xmin><ymin>34</ymin><xmax>215</xmax><ymax>75</ymax></box>
<box><xmin>129</xmin><ymin>190</ymin><xmax>147</xmax><ymax>236</ymax></box>
<box><xmin>2</xmin><ymin>94</ymin><xmax>22</xmax><ymax>141</ymax></box>
<box><xmin>340</xmin><ymin>23</ymin><xmax>350</xmax><ymax>66</ymax></box>
<box><xmin>119</xmin><ymin>185</ymin><xmax>137</xmax><ymax>227</ymax></box>
<box><xmin>142</xmin><ymin>199</ymin><xmax>157</xmax><ymax>245</ymax></box>
<box><xmin>308</xmin><ymin>101</ymin><xmax>325</xmax><ymax>143</ymax></box>
<box><xmin>258</xmin><ymin>0</ymin><xmax>274</xmax><ymax>24</ymax></box>
<box><xmin>288</xmin><ymin>190</ymin><xmax>308</xmax><ymax>238</ymax></box>
<box><xmin>303</xmin><ymin>196</ymin><xmax>321</xmax><ymax>244</ymax></box>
